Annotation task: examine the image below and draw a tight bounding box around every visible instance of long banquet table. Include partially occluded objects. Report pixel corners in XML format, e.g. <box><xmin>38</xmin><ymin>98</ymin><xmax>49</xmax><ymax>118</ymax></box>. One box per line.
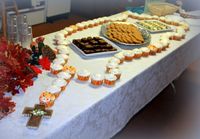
<box><xmin>1</xmin><ymin>11</ymin><xmax>200</xmax><ymax>139</ymax></box>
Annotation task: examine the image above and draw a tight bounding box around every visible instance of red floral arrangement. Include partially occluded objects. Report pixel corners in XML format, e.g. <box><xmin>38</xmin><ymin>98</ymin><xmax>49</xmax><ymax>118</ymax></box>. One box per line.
<box><xmin>0</xmin><ymin>38</ymin><xmax>38</xmax><ymax>119</ymax></box>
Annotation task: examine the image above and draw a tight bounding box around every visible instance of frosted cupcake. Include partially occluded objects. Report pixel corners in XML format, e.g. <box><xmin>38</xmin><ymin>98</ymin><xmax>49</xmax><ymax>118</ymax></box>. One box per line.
<box><xmin>140</xmin><ymin>47</ymin><xmax>150</xmax><ymax>57</ymax></box>
<box><xmin>39</xmin><ymin>92</ymin><xmax>56</xmax><ymax>108</ymax></box>
<box><xmin>160</xmin><ymin>38</ymin><xmax>170</xmax><ymax>49</ymax></box>
<box><xmin>46</xmin><ymin>85</ymin><xmax>61</xmax><ymax>98</ymax></box>
<box><xmin>50</xmin><ymin>63</ymin><xmax>63</xmax><ymax>75</ymax></box>
<box><xmin>133</xmin><ymin>48</ymin><xmax>142</xmax><ymax>58</ymax></box>
<box><xmin>76</xmin><ymin>23</ymin><xmax>85</xmax><ymax>31</ymax></box>
<box><xmin>108</xmin><ymin>57</ymin><xmax>121</xmax><ymax>65</ymax></box>
<box><xmin>53</xmin><ymin>58</ymin><xmax>66</xmax><ymax>66</ymax></box>
<box><xmin>58</xmin><ymin>46</ymin><xmax>70</xmax><ymax>55</ymax></box>
<box><xmin>114</xmin><ymin>53</ymin><xmax>125</xmax><ymax>64</ymax></box>
<box><xmin>60</xmin><ymin>29</ymin><xmax>69</xmax><ymax>37</ymax></box>
<box><xmin>159</xmin><ymin>16</ymin><xmax>166</xmax><ymax>23</ymax></box>
<box><xmin>147</xmin><ymin>45</ymin><xmax>158</xmax><ymax>55</ymax></box>
<box><xmin>123</xmin><ymin>50</ymin><xmax>134</xmax><ymax>61</ymax></box>
<box><xmin>104</xmin><ymin>74</ymin><xmax>117</xmax><ymax>86</ymax></box>
<box><xmin>56</xmin><ymin>54</ymin><xmax>69</xmax><ymax>63</ymax></box>
<box><xmin>77</xmin><ymin>69</ymin><xmax>90</xmax><ymax>82</ymax></box>
<box><xmin>52</xmin><ymin>78</ymin><xmax>67</xmax><ymax>91</ymax></box>
<box><xmin>106</xmin><ymin>62</ymin><xmax>119</xmax><ymax>72</ymax></box>
<box><xmin>65</xmin><ymin>27</ymin><xmax>74</xmax><ymax>35</ymax></box>
<box><xmin>176</xmin><ymin>27</ymin><xmax>186</xmax><ymax>39</ymax></box>
<box><xmin>57</xmin><ymin>71</ymin><xmax>71</xmax><ymax>83</ymax></box>
<box><xmin>153</xmin><ymin>42</ymin><xmax>163</xmax><ymax>52</ymax></box>
<box><xmin>91</xmin><ymin>74</ymin><xmax>104</xmax><ymax>86</ymax></box>
<box><xmin>54</xmin><ymin>33</ymin><xmax>65</xmax><ymax>45</ymax></box>
<box><xmin>63</xmin><ymin>65</ymin><xmax>76</xmax><ymax>78</ymax></box>
<box><xmin>69</xmin><ymin>25</ymin><xmax>78</xmax><ymax>33</ymax></box>
<box><xmin>109</xmin><ymin>68</ymin><xmax>122</xmax><ymax>80</ymax></box>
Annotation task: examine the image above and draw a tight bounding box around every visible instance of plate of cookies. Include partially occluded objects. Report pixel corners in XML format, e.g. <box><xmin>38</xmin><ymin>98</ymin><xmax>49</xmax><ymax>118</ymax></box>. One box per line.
<box><xmin>101</xmin><ymin>22</ymin><xmax>151</xmax><ymax>46</ymax></box>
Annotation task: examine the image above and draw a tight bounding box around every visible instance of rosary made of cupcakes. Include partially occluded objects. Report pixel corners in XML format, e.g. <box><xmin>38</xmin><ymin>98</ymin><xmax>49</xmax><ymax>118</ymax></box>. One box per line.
<box><xmin>23</xmin><ymin>12</ymin><xmax>190</xmax><ymax>129</ymax></box>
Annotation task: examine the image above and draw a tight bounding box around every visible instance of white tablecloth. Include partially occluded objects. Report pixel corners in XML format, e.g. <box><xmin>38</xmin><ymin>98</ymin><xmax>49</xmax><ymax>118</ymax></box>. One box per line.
<box><xmin>0</xmin><ymin>12</ymin><xmax>200</xmax><ymax>139</ymax></box>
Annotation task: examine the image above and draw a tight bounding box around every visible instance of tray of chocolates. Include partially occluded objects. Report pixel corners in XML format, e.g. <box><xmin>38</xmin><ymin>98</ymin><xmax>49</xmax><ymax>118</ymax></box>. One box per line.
<box><xmin>71</xmin><ymin>36</ymin><xmax>121</xmax><ymax>57</ymax></box>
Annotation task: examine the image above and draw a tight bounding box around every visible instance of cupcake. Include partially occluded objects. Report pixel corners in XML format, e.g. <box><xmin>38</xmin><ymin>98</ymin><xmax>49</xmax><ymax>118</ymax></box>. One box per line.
<box><xmin>160</xmin><ymin>37</ymin><xmax>170</xmax><ymax>49</ymax></box>
<box><xmin>54</xmin><ymin>33</ymin><xmax>65</xmax><ymax>45</ymax></box>
<box><xmin>53</xmin><ymin>58</ymin><xmax>66</xmax><ymax>66</ymax></box>
<box><xmin>50</xmin><ymin>63</ymin><xmax>63</xmax><ymax>75</ymax></box>
<box><xmin>81</xmin><ymin>21</ymin><xmax>89</xmax><ymax>29</ymax></box>
<box><xmin>58</xmin><ymin>46</ymin><xmax>70</xmax><ymax>55</ymax></box>
<box><xmin>76</xmin><ymin>23</ymin><xmax>85</xmax><ymax>31</ymax></box>
<box><xmin>87</xmin><ymin>20</ymin><xmax>94</xmax><ymax>28</ymax></box>
<box><xmin>114</xmin><ymin>53</ymin><xmax>125</xmax><ymax>64</ymax></box>
<box><xmin>65</xmin><ymin>27</ymin><xmax>73</xmax><ymax>35</ymax></box>
<box><xmin>39</xmin><ymin>92</ymin><xmax>56</xmax><ymax>108</ymax></box>
<box><xmin>93</xmin><ymin>19</ymin><xmax>99</xmax><ymax>26</ymax></box>
<box><xmin>140</xmin><ymin>47</ymin><xmax>150</xmax><ymax>57</ymax></box>
<box><xmin>147</xmin><ymin>45</ymin><xmax>158</xmax><ymax>55</ymax></box>
<box><xmin>60</xmin><ymin>30</ymin><xmax>69</xmax><ymax>38</ymax></box>
<box><xmin>104</xmin><ymin>74</ymin><xmax>117</xmax><ymax>86</ymax></box>
<box><xmin>109</xmin><ymin>68</ymin><xmax>122</xmax><ymax>80</ymax></box>
<box><xmin>69</xmin><ymin>25</ymin><xmax>78</xmax><ymax>33</ymax></box>
<box><xmin>57</xmin><ymin>71</ymin><xmax>71</xmax><ymax>83</ymax></box>
<box><xmin>159</xmin><ymin>16</ymin><xmax>166</xmax><ymax>23</ymax></box>
<box><xmin>63</xmin><ymin>65</ymin><xmax>76</xmax><ymax>78</ymax></box>
<box><xmin>108</xmin><ymin>57</ymin><xmax>121</xmax><ymax>65</ymax></box>
<box><xmin>176</xmin><ymin>27</ymin><xmax>186</xmax><ymax>39</ymax></box>
<box><xmin>123</xmin><ymin>50</ymin><xmax>134</xmax><ymax>61</ymax></box>
<box><xmin>46</xmin><ymin>85</ymin><xmax>61</xmax><ymax>98</ymax></box>
<box><xmin>173</xmin><ymin>32</ymin><xmax>182</xmax><ymax>41</ymax></box>
<box><xmin>77</xmin><ymin>69</ymin><xmax>90</xmax><ymax>82</ymax></box>
<box><xmin>133</xmin><ymin>48</ymin><xmax>142</xmax><ymax>58</ymax></box>
<box><xmin>106</xmin><ymin>62</ymin><xmax>119</xmax><ymax>72</ymax></box>
<box><xmin>52</xmin><ymin>78</ymin><xmax>67</xmax><ymax>91</ymax></box>
<box><xmin>153</xmin><ymin>42</ymin><xmax>163</xmax><ymax>52</ymax></box>
<box><xmin>56</xmin><ymin>54</ymin><xmax>69</xmax><ymax>63</ymax></box>
<box><xmin>91</xmin><ymin>74</ymin><xmax>104</xmax><ymax>86</ymax></box>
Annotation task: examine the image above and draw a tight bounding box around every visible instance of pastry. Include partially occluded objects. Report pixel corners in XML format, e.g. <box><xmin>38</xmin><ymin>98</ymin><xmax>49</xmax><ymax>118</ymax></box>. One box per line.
<box><xmin>46</xmin><ymin>85</ymin><xmax>61</xmax><ymax>98</ymax></box>
<box><xmin>114</xmin><ymin>53</ymin><xmax>125</xmax><ymax>64</ymax></box>
<box><xmin>132</xmin><ymin>48</ymin><xmax>142</xmax><ymax>58</ymax></box>
<box><xmin>72</xmin><ymin>37</ymin><xmax>117</xmax><ymax>54</ymax></box>
<box><xmin>53</xmin><ymin>58</ymin><xmax>66</xmax><ymax>66</ymax></box>
<box><xmin>147</xmin><ymin>45</ymin><xmax>158</xmax><ymax>55</ymax></box>
<box><xmin>153</xmin><ymin>42</ymin><xmax>163</xmax><ymax>52</ymax></box>
<box><xmin>106</xmin><ymin>62</ymin><xmax>119</xmax><ymax>72</ymax></box>
<box><xmin>63</xmin><ymin>65</ymin><xmax>76</xmax><ymax>78</ymax></box>
<box><xmin>123</xmin><ymin>50</ymin><xmax>134</xmax><ymax>61</ymax></box>
<box><xmin>57</xmin><ymin>71</ymin><xmax>71</xmax><ymax>83</ymax></box>
<box><xmin>39</xmin><ymin>92</ymin><xmax>56</xmax><ymax>108</ymax></box>
<box><xmin>56</xmin><ymin>54</ymin><xmax>69</xmax><ymax>63</ymax></box>
<box><xmin>58</xmin><ymin>46</ymin><xmax>70</xmax><ymax>55</ymax></box>
<box><xmin>108</xmin><ymin>57</ymin><xmax>121</xmax><ymax>65</ymax></box>
<box><xmin>50</xmin><ymin>63</ymin><xmax>63</xmax><ymax>75</ymax></box>
<box><xmin>109</xmin><ymin>68</ymin><xmax>122</xmax><ymax>80</ymax></box>
<box><xmin>52</xmin><ymin>78</ymin><xmax>67</xmax><ymax>91</ymax></box>
<box><xmin>140</xmin><ymin>47</ymin><xmax>150</xmax><ymax>57</ymax></box>
<box><xmin>65</xmin><ymin>27</ymin><xmax>73</xmax><ymax>35</ymax></box>
<box><xmin>106</xmin><ymin>23</ymin><xmax>144</xmax><ymax>44</ymax></box>
<box><xmin>76</xmin><ymin>23</ymin><xmax>85</xmax><ymax>31</ymax></box>
<box><xmin>77</xmin><ymin>69</ymin><xmax>90</xmax><ymax>82</ymax></box>
<box><xmin>104</xmin><ymin>74</ymin><xmax>117</xmax><ymax>86</ymax></box>
<box><xmin>91</xmin><ymin>74</ymin><xmax>104</xmax><ymax>86</ymax></box>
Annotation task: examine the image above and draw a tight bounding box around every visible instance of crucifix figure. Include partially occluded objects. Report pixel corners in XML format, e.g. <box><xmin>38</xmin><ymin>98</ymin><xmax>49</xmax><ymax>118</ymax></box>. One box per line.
<box><xmin>22</xmin><ymin>104</ymin><xmax>53</xmax><ymax>129</ymax></box>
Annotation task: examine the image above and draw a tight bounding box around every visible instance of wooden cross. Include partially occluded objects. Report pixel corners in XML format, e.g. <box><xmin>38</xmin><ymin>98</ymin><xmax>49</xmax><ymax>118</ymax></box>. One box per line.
<box><xmin>22</xmin><ymin>104</ymin><xmax>53</xmax><ymax>129</ymax></box>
